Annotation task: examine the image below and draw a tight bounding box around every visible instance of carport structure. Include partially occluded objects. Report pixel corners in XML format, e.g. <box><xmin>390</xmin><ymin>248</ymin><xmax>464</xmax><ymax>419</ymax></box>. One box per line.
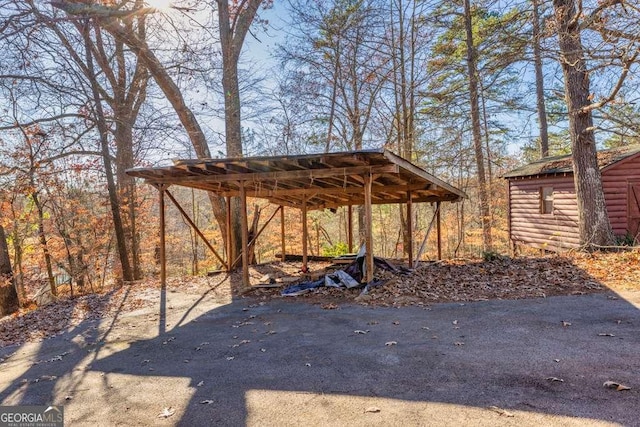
<box><xmin>126</xmin><ymin>149</ymin><xmax>466</xmax><ymax>287</ymax></box>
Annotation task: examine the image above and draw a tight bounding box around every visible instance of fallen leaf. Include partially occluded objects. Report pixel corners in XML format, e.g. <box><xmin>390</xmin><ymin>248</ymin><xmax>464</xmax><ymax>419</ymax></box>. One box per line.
<box><xmin>603</xmin><ymin>381</ymin><xmax>631</xmax><ymax>391</ymax></box>
<box><xmin>157</xmin><ymin>407</ymin><xmax>175</xmax><ymax>418</ymax></box>
<box><xmin>364</xmin><ymin>406</ymin><xmax>381</xmax><ymax>413</ymax></box>
<box><xmin>488</xmin><ymin>406</ymin><xmax>515</xmax><ymax>417</ymax></box>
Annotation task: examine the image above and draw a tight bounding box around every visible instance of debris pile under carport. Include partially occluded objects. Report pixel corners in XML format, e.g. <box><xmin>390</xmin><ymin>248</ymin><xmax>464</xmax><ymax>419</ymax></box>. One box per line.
<box><xmin>258</xmin><ymin>255</ymin><xmax>608</xmax><ymax>306</ymax></box>
<box><xmin>281</xmin><ymin>254</ymin><xmax>409</xmax><ymax>297</ymax></box>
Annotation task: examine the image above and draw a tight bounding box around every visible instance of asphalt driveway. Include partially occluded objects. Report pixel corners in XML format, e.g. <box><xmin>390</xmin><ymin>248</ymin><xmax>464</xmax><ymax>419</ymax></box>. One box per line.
<box><xmin>1</xmin><ymin>287</ymin><xmax>638</xmax><ymax>426</ymax></box>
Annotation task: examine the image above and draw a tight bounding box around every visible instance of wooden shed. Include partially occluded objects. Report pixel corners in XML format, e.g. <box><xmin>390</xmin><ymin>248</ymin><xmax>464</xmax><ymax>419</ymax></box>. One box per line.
<box><xmin>504</xmin><ymin>145</ymin><xmax>640</xmax><ymax>251</ymax></box>
<box><xmin>127</xmin><ymin>149</ymin><xmax>467</xmax><ymax>287</ymax></box>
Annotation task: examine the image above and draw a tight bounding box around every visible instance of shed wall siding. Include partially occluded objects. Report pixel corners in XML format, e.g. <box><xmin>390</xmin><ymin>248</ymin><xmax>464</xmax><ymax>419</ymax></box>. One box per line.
<box><xmin>509</xmin><ymin>176</ymin><xmax>580</xmax><ymax>250</ymax></box>
<box><xmin>602</xmin><ymin>155</ymin><xmax>640</xmax><ymax>237</ymax></box>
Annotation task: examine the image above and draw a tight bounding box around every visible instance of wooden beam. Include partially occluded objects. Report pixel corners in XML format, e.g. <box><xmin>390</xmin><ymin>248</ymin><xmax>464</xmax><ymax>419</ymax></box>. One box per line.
<box><xmin>382</xmin><ymin>150</ymin><xmax>467</xmax><ymax>199</ymax></box>
<box><xmin>239</xmin><ymin>184</ymin><xmax>250</xmax><ymax>287</ymax></box>
<box><xmin>302</xmin><ymin>196</ymin><xmax>308</xmax><ymax>272</ymax></box>
<box><xmin>144</xmin><ymin>164</ymin><xmax>399</xmax><ymax>185</ymax></box>
<box><xmin>414</xmin><ymin>204</ymin><xmax>440</xmax><ymax>267</ymax></box>
<box><xmin>364</xmin><ymin>174</ymin><xmax>374</xmax><ymax>282</ymax></box>
<box><xmin>407</xmin><ymin>191</ymin><xmax>413</xmax><ymax>268</ymax></box>
<box><xmin>347</xmin><ymin>205</ymin><xmax>353</xmax><ymax>253</ymax></box>
<box><xmin>280</xmin><ymin>206</ymin><xmax>286</xmax><ymax>262</ymax></box>
<box><xmin>436</xmin><ymin>201</ymin><xmax>442</xmax><ymax>260</ymax></box>
<box><xmin>165</xmin><ymin>190</ymin><xmax>226</xmax><ymax>267</ymax></box>
<box><xmin>229</xmin><ymin>206</ymin><xmax>282</xmax><ymax>269</ymax></box>
<box><xmin>221</xmin><ymin>180</ymin><xmax>433</xmax><ymax>198</ymax></box>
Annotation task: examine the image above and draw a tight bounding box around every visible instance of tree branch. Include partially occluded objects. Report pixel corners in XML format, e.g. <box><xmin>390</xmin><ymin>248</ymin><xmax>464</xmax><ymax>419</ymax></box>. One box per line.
<box><xmin>580</xmin><ymin>48</ymin><xmax>639</xmax><ymax>113</ymax></box>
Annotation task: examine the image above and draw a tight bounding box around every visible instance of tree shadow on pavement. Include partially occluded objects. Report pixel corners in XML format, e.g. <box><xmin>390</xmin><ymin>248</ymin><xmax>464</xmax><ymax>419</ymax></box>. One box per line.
<box><xmin>1</xmin><ymin>260</ymin><xmax>639</xmax><ymax>425</ymax></box>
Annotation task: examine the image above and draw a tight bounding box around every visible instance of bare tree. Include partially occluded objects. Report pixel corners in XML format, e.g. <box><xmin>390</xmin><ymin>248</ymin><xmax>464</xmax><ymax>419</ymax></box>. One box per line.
<box><xmin>0</xmin><ymin>223</ymin><xmax>19</xmax><ymax>315</ymax></box>
<box><xmin>552</xmin><ymin>0</ymin><xmax>640</xmax><ymax>248</ymax></box>
<box><xmin>532</xmin><ymin>0</ymin><xmax>549</xmax><ymax>157</ymax></box>
<box><xmin>463</xmin><ymin>0</ymin><xmax>492</xmax><ymax>253</ymax></box>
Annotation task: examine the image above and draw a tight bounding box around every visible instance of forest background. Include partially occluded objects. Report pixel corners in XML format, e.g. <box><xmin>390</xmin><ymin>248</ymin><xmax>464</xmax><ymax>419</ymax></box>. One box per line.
<box><xmin>1</xmin><ymin>0</ymin><xmax>639</xmax><ymax>311</ymax></box>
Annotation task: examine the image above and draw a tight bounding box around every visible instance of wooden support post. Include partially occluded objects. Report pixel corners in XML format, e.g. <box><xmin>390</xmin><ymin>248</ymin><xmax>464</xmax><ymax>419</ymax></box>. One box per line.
<box><xmin>407</xmin><ymin>191</ymin><xmax>413</xmax><ymax>268</ymax></box>
<box><xmin>226</xmin><ymin>196</ymin><xmax>232</xmax><ymax>271</ymax></box>
<box><xmin>280</xmin><ymin>206</ymin><xmax>286</xmax><ymax>262</ymax></box>
<box><xmin>363</xmin><ymin>174</ymin><xmax>374</xmax><ymax>283</ymax></box>
<box><xmin>239</xmin><ymin>183</ymin><xmax>250</xmax><ymax>288</ymax></box>
<box><xmin>436</xmin><ymin>201</ymin><xmax>442</xmax><ymax>260</ymax></box>
<box><xmin>301</xmin><ymin>196</ymin><xmax>308</xmax><ymax>272</ymax></box>
<box><xmin>347</xmin><ymin>205</ymin><xmax>353</xmax><ymax>253</ymax></box>
<box><xmin>158</xmin><ymin>185</ymin><xmax>166</xmax><ymax>287</ymax></box>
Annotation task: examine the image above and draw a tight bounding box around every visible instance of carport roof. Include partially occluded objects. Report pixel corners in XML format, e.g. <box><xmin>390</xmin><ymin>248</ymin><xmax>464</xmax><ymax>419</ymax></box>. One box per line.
<box><xmin>126</xmin><ymin>149</ymin><xmax>466</xmax><ymax>210</ymax></box>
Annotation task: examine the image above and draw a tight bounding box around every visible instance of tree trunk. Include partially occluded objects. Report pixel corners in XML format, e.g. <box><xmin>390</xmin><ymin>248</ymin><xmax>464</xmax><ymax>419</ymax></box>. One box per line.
<box><xmin>83</xmin><ymin>21</ymin><xmax>134</xmax><ymax>282</ymax></box>
<box><xmin>115</xmin><ymin>118</ymin><xmax>143</xmax><ymax>279</ymax></box>
<box><xmin>0</xmin><ymin>224</ymin><xmax>19</xmax><ymax>316</ymax></box>
<box><xmin>112</xmin><ymin>31</ymin><xmax>146</xmax><ymax>280</ymax></box>
<box><xmin>99</xmin><ymin>19</ymin><xmax>232</xmax><ymax>256</ymax></box>
<box><xmin>532</xmin><ymin>0</ymin><xmax>549</xmax><ymax>157</ymax></box>
<box><xmin>221</xmin><ymin>61</ymin><xmax>244</xmax><ymax>266</ymax></box>
<box><xmin>217</xmin><ymin>0</ymin><xmax>263</xmax><ymax>270</ymax></box>
<box><xmin>32</xmin><ymin>192</ymin><xmax>57</xmax><ymax>296</ymax></box>
<box><xmin>463</xmin><ymin>0</ymin><xmax>493</xmax><ymax>253</ymax></box>
<box><xmin>553</xmin><ymin>0</ymin><xmax>615</xmax><ymax>248</ymax></box>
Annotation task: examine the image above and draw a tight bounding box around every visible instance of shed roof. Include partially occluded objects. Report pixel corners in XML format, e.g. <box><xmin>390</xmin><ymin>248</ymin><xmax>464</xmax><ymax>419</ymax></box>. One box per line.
<box><xmin>503</xmin><ymin>145</ymin><xmax>640</xmax><ymax>179</ymax></box>
<box><xmin>126</xmin><ymin>149</ymin><xmax>466</xmax><ymax>210</ymax></box>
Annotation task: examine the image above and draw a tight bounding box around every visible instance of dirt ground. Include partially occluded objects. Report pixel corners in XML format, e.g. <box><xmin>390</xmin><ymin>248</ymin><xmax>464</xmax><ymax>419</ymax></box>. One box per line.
<box><xmin>0</xmin><ymin>252</ymin><xmax>639</xmax><ymax>426</ymax></box>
